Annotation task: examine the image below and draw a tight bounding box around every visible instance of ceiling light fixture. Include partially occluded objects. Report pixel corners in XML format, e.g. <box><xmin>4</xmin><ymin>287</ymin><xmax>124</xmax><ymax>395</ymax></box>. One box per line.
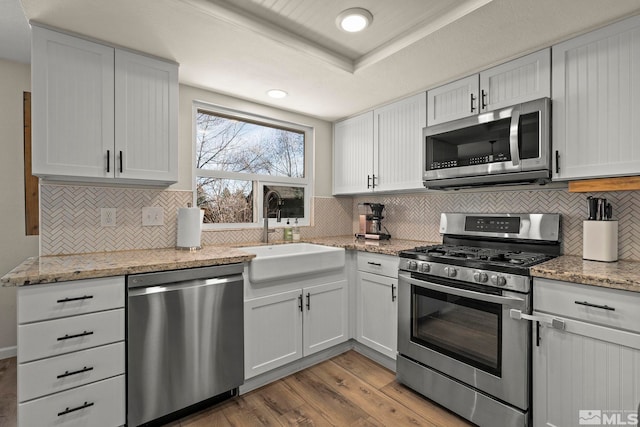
<box><xmin>267</xmin><ymin>89</ymin><xmax>288</xmax><ymax>99</ymax></box>
<box><xmin>336</xmin><ymin>8</ymin><xmax>373</xmax><ymax>33</ymax></box>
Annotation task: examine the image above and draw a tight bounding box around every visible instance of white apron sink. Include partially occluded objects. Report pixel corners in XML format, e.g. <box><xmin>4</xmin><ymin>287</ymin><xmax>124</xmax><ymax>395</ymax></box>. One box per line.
<box><xmin>242</xmin><ymin>243</ymin><xmax>345</xmax><ymax>283</ymax></box>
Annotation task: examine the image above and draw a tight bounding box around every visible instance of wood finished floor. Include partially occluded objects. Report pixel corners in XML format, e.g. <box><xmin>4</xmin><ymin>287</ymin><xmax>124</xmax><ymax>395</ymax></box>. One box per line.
<box><xmin>0</xmin><ymin>351</ymin><xmax>473</xmax><ymax>426</ymax></box>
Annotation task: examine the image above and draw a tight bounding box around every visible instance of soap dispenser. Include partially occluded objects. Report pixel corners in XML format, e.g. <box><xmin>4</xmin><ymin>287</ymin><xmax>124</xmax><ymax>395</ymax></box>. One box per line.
<box><xmin>284</xmin><ymin>218</ymin><xmax>293</xmax><ymax>241</ymax></box>
<box><xmin>292</xmin><ymin>218</ymin><xmax>301</xmax><ymax>242</ymax></box>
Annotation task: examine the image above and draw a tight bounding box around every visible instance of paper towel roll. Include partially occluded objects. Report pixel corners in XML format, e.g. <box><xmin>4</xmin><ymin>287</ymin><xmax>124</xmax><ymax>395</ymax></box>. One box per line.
<box><xmin>177</xmin><ymin>207</ymin><xmax>204</xmax><ymax>250</ymax></box>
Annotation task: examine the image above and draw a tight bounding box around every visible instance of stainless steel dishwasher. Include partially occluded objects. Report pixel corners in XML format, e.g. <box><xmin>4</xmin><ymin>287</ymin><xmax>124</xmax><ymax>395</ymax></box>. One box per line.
<box><xmin>126</xmin><ymin>264</ymin><xmax>244</xmax><ymax>426</ymax></box>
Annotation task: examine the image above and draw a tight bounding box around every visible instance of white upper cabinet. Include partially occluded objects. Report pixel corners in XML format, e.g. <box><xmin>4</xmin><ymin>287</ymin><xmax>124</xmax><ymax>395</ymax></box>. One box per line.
<box><xmin>333</xmin><ymin>92</ymin><xmax>426</xmax><ymax>195</ymax></box>
<box><xmin>32</xmin><ymin>26</ymin><xmax>115</xmax><ymax>179</ymax></box>
<box><xmin>31</xmin><ymin>26</ymin><xmax>178</xmax><ymax>185</ymax></box>
<box><xmin>552</xmin><ymin>15</ymin><xmax>640</xmax><ymax>181</ymax></box>
<box><xmin>427</xmin><ymin>49</ymin><xmax>550</xmax><ymax>126</ymax></box>
<box><xmin>115</xmin><ymin>50</ymin><xmax>178</xmax><ymax>182</ymax></box>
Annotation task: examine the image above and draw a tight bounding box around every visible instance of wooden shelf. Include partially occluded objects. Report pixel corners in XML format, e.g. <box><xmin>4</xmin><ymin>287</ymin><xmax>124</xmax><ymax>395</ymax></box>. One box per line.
<box><xmin>568</xmin><ymin>176</ymin><xmax>640</xmax><ymax>193</ymax></box>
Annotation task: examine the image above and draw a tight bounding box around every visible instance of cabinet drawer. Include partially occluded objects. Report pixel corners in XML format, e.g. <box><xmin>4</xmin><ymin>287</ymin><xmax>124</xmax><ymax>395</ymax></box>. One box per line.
<box><xmin>18</xmin><ymin>374</ymin><xmax>125</xmax><ymax>427</ymax></box>
<box><xmin>18</xmin><ymin>309</ymin><xmax>124</xmax><ymax>363</ymax></box>
<box><xmin>19</xmin><ymin>342</ymin><xmax>125</xmax><ymax>402</ymax></box>
<box><xmin>18</xmin><ymin>276</ymin><xmax>124</xmax><ymax>324</ymax></box>
<box><xmin>357</xmin><ymin>252</ymin><xmax>398</xmax><ymax>278</ymax></box>
<box><xmin>534</xmin><ymin>278</ymin><xmax>640</xmax><ymax>332</ymax></box>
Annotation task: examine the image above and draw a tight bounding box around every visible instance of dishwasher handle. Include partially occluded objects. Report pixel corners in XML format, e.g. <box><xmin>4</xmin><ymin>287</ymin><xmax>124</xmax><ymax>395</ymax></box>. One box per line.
<box><xmin>128</xmin><ymin>274</ymin><xmax>243</xmax><ymax>297</ymax></box>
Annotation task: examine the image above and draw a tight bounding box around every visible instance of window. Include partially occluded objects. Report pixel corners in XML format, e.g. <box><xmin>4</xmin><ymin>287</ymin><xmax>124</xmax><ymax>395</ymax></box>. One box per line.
<box><xmin>194</xmin><ymin>103</ymin><xmax>312</xmax><ymax>229</ymax></box>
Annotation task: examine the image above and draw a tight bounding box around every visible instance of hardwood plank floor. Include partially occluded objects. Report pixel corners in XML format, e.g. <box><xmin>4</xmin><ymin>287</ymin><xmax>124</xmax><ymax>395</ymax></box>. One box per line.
<box><xmin>0</xmin><ymin>351</ymin><xmax>473</xmax><ymax>426</ymax></box>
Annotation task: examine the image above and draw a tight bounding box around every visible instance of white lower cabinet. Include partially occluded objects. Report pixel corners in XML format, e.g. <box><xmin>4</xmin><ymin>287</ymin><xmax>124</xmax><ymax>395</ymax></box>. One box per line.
<box><xmin>244</xmin><ymin>280</ymin><xmax>348</xmax><ymax>379</ymax></box>
<box><xmin>532</xmin><ymin>278</ymin><xmax>640</xmax><ymax>427</ymax></box>
<box><xmin>17</xmin><ymin>277</ymin><xmax>126</xmax><ymax>427</ymax></box>
<box><xmin>356</xmin><ymin>253</ymin><xmax>398</xmax><ymax>359</ymax></box>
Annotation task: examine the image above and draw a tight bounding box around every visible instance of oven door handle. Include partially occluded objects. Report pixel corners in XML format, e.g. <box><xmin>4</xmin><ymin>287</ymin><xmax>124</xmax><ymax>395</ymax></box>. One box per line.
<box><xmin>509</xmin><ymin>309</ymin><xmax>565</xmax><ymax>330</ymax></box>
<box><xmin>401</xmin><ymin>276</ymin><xmax>525</xmax><ymax>307</ymax></box>
<box><xmin>509</xmin><ymin>106</ymin><xmax>521</xmax><ymax>168</ymax></box>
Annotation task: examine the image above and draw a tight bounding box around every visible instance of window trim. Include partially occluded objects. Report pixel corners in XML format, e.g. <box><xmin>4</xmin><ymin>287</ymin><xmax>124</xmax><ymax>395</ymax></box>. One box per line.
<box><xmin>192</xmin><ymin>101</ymin><xmax>313</xmax><ymax>230</ymax></box>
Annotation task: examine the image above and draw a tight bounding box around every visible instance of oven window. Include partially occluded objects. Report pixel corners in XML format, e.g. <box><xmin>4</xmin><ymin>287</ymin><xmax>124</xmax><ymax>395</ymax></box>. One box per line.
<box><xmin>411</xmin><ymin>285</ymin><xmax>502</xmax><ymax>376</ymax></box>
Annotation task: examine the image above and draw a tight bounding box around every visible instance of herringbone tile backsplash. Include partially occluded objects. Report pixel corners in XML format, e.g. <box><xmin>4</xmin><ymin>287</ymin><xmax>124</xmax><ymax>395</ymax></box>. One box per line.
<box><xmin>40</xmin><ymin>183</ymin><xmax>640</xmax><ymax>260</ymax></box>
<box><xmin>353</xmin><ymin>189</ymin><xmax>640</xmax><ymax>260</ymax></box>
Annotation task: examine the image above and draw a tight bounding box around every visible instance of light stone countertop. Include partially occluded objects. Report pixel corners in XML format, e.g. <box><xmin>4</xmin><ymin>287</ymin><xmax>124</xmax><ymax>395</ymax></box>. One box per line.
<box><xmin>531</xmin><ymin>255</ymin><xmax>640</xmax><ymax>293</ymax></box>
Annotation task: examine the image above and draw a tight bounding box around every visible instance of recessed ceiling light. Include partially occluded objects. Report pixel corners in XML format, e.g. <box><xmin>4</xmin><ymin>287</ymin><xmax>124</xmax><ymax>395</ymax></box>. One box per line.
<box><xmin>267</xmin><ymin>89</ymin><xmax>288</xmax><ymax>99</ymax></box>
<box><xmin>336</xmin><ymin>8</ymin><xmax>373</xmax><ymax>33</ymax></box>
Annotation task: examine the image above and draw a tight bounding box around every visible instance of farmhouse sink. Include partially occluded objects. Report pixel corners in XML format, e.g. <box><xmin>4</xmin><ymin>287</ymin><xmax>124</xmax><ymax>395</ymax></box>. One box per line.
<box><xmin>242</xmin><ymin>243</ymin><xmax>345</xmax><ymax>283</ymax></box>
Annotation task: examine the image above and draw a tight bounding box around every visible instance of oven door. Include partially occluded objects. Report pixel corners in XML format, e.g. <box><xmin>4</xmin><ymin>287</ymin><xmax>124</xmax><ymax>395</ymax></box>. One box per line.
<box><xmin>398</xmin><ymin>271</ymin><xmax>531</xmax><ymax>410</ymax></box>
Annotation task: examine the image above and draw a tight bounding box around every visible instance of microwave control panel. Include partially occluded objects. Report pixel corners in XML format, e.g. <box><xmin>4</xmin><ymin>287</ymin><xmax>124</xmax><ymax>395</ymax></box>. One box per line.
<box><xmin>429</xmin><ymin>153</ymin><xmax>509</xmax><ymax>170</ymax></box>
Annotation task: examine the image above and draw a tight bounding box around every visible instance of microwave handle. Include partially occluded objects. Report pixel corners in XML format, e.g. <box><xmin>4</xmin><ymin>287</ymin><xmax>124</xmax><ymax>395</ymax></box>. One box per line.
<box><xmin>509</xmin><ymin>106</ymin><xmax>521</xmax><ymax>167</ymax></box>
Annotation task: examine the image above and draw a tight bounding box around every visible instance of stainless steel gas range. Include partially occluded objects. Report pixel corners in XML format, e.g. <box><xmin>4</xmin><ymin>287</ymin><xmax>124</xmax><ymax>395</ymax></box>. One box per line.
<box><xmin>396</xmin><ymin>213</ymin><xmax>561</xmax><ymax>427</ymax></box>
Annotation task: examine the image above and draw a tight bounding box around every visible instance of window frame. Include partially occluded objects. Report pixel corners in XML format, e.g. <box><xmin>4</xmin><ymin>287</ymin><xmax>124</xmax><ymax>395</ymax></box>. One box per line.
<box><xmin>192</xmin><ymin>101</ymin><xmax>313</xmax><ymax>230</ymax></box>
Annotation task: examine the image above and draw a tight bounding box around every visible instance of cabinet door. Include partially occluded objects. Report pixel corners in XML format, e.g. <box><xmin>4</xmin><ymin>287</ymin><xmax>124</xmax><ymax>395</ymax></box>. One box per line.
<box><xmin>427</xmin><ymin>75</ymin><xmax>479</xmax><ymax>126</ymax></box>
<box><xmin>31</xmin><ymin>26</ymin><xmax>114</xmax><ymax>179</ymax></box>
<box><xmin>357</xmin><ymin>271</ymin><xmax>397</xmax><ymax>359</ymax></box>
<box><xmin>374</xmin><ymin>93</ymin><xmax>426</xmax><ymax>192</ymax></box>
<box><xmin>333</xmin><ymin>112</ymin><xmax>374</xmax><ymax>194</ymax></box>
<box><xmin>533</xmin><ymin>316</ymin><xmax>640</xmax><ymax>427</ymax></box>
<box><xmin>552</xmin><ymin>15</ymin><xmax>640</xmax><ymax>180</ymax></box>
<box><xmin>480</xmin><ymin>48</ymin><xmax>550</xmax><ymax>112</ymax></box>
<box><xmin>303</xmin><ymin>280</ymin><xmax>348</xmax><ymax>356</ymax></box>
<box><xmin>115</xmin><ymin>50</ymin><xmax>178</xmax><ymax>183</ymax></box>
<box><xmin>244</xmin><ymin>290</ymin><xmax>302</xmax><ymax>379</ymax></box>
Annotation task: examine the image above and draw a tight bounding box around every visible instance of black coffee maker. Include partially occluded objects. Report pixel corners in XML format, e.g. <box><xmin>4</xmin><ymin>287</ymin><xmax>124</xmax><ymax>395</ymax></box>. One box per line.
<box><xmin>356</xmin><ymin>203</ymin><xmax>391</xmax><ymax>240</ymax></box>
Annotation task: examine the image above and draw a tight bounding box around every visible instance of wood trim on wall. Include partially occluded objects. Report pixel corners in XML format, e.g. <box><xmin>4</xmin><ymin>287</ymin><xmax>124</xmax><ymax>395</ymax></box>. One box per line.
<box><xmin>568</xmin><ymin>176</ymin><xmax>640</xmax><ymax>193</ymax></box>
<box><xmin>24</xmin><ymin>91</ymin><xmax>39</xmax><ymax>236</ymax></box>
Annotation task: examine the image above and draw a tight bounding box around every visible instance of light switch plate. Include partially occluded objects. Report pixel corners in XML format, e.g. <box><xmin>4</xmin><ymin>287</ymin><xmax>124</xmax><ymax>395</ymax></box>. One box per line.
<box><xmin>142</xmin><ymin>207</ymin><xmax>164</xmax><ymax>226</ymax></box>
<box><xmin>101</xmin><ymin>208</ymin><xmax>116</xmax><ymax>227</ymax></box>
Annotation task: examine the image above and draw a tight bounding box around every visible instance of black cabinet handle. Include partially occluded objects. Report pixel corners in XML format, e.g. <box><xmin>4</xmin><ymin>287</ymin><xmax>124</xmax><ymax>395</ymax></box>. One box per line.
<box><xmin>470</xmin><ymin>93</ymin><xmax>476</xmax><ymax>113</ymax></box>
<box><xmin>306</xmin><ymin>293</ymin><xmax>311</xmax><ymax>311</ymax></box>
<box><xmin>367</xmin><ymin>175</ymin><xmax>371</xmax><ymax>189</ymax></box>
<box><xmin>575</xmin><ymin>301</ymin><xmax>615</xmax><ymax>311</ymax></box>
<box><xmin>57</xmin><ymin>295</ymin><xmax>93</xmax><ymax>304</ymax></box>
<box><xmin>367</xmin><ymin>262</ymin><xmax>382</xmax><ymax>266</ymax></box>
<box><xmin>481</xmin><ymin>90</ymin><xmax>487</xmax><ymax>109</ymax></box>
<box><xmin>119</xmin><ymin>151</ymin><xmax>123</xmax><ymax>173</ymax></box>
<box><xmin>555</xmin><ymin>150</ymin><xmax>560</xmax><ymax>174</ymax></box>
<box><xmin>58</xmin><ymin>401</ymin><xmax>94</xmax><ymax>417</ymax></box>
<box><xmin>372</xmin><ymin>174</ymin><xmax>377</xmax><ymax>189</ymax></box>
<box><xmin>298</xmin><ymin>294</ymin><xmax>303</xmax><ymax>312</ymax></box>
<box><xmin>57</xmin><ymin>331</ymin><xmax>94</xmax><ymax>341</ymax></box>
<box><xmin>391</xmin><ymin>284</ymin><xmax>396</xmax><ymax>302</ymax></box>
<box><xmin>536</xmin><ymin>321</ymin><xmax>541</xmax><ymax>347</ymax></box>
<box><xmin>57</xmin><ymin>366</ymin><xmax>94</xmax><ymax>379</ymax></box>
<box><xmin>106</xmin><ymin>150</ymin><xmax>110</xmax><ymax>173</ymax></box>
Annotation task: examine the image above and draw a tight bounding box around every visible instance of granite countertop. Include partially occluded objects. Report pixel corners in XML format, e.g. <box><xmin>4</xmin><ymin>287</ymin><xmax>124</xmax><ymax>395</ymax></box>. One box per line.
<box><xmin>1</xmin><ymin>246</ymin><xmax>256</xmax><ymax>286</ymax></box>
<box><xmin>1</xmin><ymin>236</ymin><xmax>431</xmax><ymax>287</ymax></box>
<box><xmin>531</xmin><ymin>255</ymin><xmax>640</xmax><ymax>293</ymax></box>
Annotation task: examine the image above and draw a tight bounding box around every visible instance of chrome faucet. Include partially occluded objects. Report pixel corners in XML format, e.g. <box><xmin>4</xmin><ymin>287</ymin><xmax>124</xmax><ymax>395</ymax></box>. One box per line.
<box><xmin>263</xmin><ymin>190</ymin><xmax>282</xmax><ymax>243</ymax></box>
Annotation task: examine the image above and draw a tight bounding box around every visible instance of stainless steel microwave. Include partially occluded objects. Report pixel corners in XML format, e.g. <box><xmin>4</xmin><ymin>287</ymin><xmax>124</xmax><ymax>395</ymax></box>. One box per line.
<box><xmin>423</xmin><ymin>97</ymin><xmax>551</xmax><ymax>190</ymax></box>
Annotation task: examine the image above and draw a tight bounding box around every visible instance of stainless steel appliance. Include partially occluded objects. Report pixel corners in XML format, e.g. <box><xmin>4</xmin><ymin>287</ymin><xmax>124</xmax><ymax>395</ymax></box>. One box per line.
<box><xmin>397</xmin><ymin>213</ymin><xmax>561</xmax><ymax>427</ymax></box>
<box><xmin>423</xmin><ymin>98</ymin><xmax>551</xmax><ymax>189</ymax></box>
<box><xmin>127</xmin><ymin>264</ymin><xmax>244</xmax><ymax>426</ymax></box>
<box><xmin>356</xmin><ymin>203</ymin><xmax>391</xmax><ymax>240</ymax></box>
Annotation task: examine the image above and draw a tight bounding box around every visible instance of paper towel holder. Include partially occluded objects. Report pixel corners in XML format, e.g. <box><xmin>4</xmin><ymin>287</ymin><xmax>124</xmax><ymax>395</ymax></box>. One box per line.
<box><xmin>176</xmin><ymin>203</ymin><xmax>204</xmax><ymax>251</ymax></box>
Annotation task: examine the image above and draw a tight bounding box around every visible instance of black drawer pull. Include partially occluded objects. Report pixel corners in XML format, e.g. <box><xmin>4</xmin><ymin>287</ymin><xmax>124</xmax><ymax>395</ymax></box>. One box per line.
<box><xmin>57</xmin><ymin>331</ymin><xmax>94</xmax><ymax>341</ymax></box>
<box><xmin>367</xmin><ymin>262</ymin><xmax>382</xmax><ymax>266</ymax></box>
<box><xmin>306</xmin><ymin>293</ymin><xmax>311</xmax><ymax>311</ymax></box>
<box><xmin>574</xmin><ymin>301</ymin><xmax>615</xmax><ymax>311</ymax></box>
<box><xmin>57</xmin><ymin>295</ymin><xmax>94</xmax><ymax>303</ymax></box>
<box><xmin>58</xmin><ymin>401</ymin><xmax>94</xmax><ymax>417</ymax></box>
<box><xmin>57</xmin><ymin>366</ymin><xmax>94</xmax><ymax>379</ymax></box>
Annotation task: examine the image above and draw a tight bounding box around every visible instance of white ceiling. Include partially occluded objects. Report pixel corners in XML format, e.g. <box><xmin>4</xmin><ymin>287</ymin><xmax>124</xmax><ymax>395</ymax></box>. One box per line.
<box><xmin>4</xmin><ymin>0</ymin><xmax>640</xmax><ymax>121</ymax></box>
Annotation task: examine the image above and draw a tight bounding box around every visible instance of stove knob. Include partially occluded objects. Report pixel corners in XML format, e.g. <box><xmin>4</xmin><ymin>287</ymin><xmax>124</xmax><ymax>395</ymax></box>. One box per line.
<box><xmin>473</xmin><ymin>272</ymin><xmax>488</xmax><ymax>283</ymax></box>
<box><xmin>491</xmin><ymin>275</ymin><xmax>507</xmax><ymax>286</ymax></box>
<box><xmin>444</xmin><ymin>267</ymin><xmax>457</xmax><ymax>278</ymax></box>
<box><xmin>419</xmin><ymin>263</ymin><xmax>431</xmax><ymax>273</ymax></box>
<box><xmin>407</xmin><ymin>261</ymin><xmax>418</xmax><ymax>271</ymax></box>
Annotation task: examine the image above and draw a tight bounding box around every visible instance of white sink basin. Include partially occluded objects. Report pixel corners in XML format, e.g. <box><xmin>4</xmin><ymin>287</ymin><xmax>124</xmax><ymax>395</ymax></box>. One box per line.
<box><xmin>242</xmin><ymin>243</ymin><xmax>345</xmax><ymax>283</ymax></box>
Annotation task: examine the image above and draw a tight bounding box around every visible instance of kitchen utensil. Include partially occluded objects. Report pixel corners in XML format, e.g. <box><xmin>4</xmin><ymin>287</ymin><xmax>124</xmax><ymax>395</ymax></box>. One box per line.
<box><xmin>587</xmin><ymin>196</ymin><xmax>598</xmax><ymax>220</ymax></box>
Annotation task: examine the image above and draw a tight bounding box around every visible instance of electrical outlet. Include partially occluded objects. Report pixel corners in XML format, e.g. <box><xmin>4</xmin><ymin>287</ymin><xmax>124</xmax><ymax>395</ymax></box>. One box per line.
<box><xmin>101</xmin><ymin>208</ymin><xmax>116</xmax><ymax>227</ymax></box>
<box><xmin>142</xmin><ymin>207</ymin><xmax>164</xmax><ymax>226</ymax></box>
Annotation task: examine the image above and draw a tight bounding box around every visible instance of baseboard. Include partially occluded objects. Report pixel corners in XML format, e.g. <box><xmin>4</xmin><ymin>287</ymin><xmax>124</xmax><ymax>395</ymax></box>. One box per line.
<box><xmin>351</xmin><ymin>341</ymin><xmax>397</xmax><ymax>372</ymax></box>
<box><xmin>0</xmin><ymin>346</ymin><xmax>17</xmax><ymax>360</ymax></box>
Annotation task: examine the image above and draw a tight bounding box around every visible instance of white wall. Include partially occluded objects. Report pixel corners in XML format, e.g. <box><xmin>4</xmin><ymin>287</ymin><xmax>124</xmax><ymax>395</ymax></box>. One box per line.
<box><xmin>0</xmin><ymin>59</ymin><xmax>39</xmax><ymax>357</ymax></box>
<box><xmin>176</xmin><ymin>84</ymin><xmax>334</xmax><ymax>197</ymax></box>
